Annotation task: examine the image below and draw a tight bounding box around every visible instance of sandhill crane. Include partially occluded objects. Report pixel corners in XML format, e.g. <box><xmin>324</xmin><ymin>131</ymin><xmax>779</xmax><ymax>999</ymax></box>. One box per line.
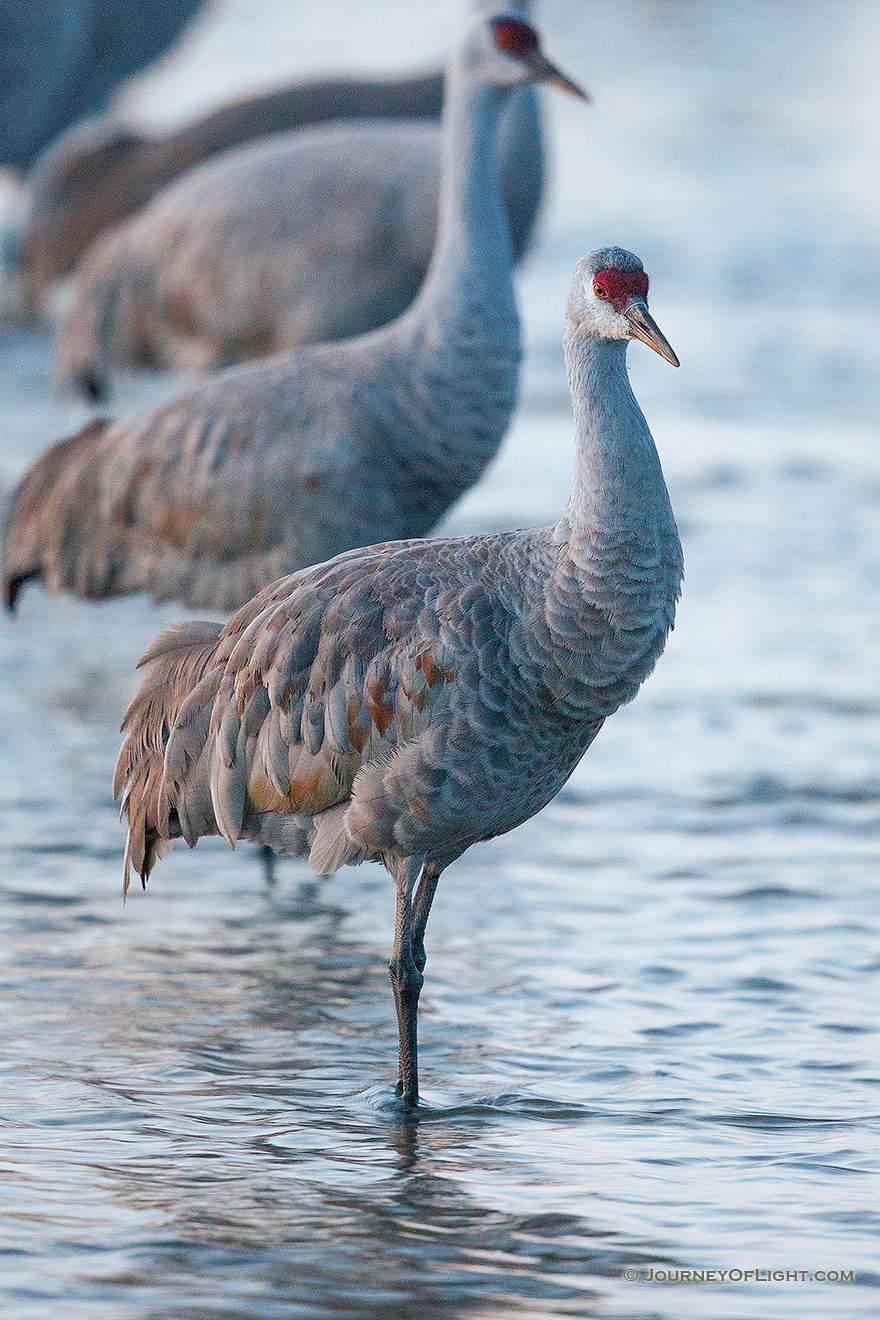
<box><xmin>18</xmin><ymin>67</ymin><xmax>447</xmax><ymax>302</ymax></box>
<box><xmin>3</xmin><ymin>9</ymin><xmax>585</xmax><ymax>615</ymax></box>
<box><xmin>114</xmin><ymin>247</ymin><xmax>683</xmax><ymax>1105</ymax></box>
<box><xmin>53</xmin><ymin>73</ymin><xmax>545</xmax><ymax>397</ymax></box>
<box><xmin>0</xmin><ymin>0</ymin><xmax>203</xmax><ymax>174</ymax></box>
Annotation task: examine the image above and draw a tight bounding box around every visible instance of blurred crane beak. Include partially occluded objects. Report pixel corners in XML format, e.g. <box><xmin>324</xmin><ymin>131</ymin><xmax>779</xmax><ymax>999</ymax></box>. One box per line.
<box><xmin>525</xmin><ymin>51</ymin><xmax>590</xmax><ymax>101</ymax></box>
<box><xmin>624</xmin><ymin>299</ymin><xmax>680</xmax><ymax>366</ymax></box>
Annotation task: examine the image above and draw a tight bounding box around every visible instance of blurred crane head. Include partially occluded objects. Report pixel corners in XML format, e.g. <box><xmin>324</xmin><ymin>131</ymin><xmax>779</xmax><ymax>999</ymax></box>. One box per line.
<box><xmin>467</xmin><ymin>8</ymin><xmax>589</xmax><ymax>100</ymax></box>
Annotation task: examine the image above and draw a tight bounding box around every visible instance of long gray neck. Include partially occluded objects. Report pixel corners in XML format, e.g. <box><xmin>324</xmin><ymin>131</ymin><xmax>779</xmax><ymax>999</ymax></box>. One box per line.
<box><xmin>406</xmin><ymin>63</ymin><xmax>517</xmax><ymax>328</ymax></box>
<box><xmin>552</xmin><ymin>329</ymin><xmax>682</xmax><ymax>632</ymax></box>
<box><xmin>159</xmin><ymin>68</ymin><xmax>447</xmax><ymax>169</ymax></box>
<box><xmin>377</xmin><ymin>60</ymin><xmax>521</xmax><ymax>525</ymax></box>
<box><xmin>496</xmin><ymin>85</ymin><xmax>543</xmax><ymax>261</ymax></box>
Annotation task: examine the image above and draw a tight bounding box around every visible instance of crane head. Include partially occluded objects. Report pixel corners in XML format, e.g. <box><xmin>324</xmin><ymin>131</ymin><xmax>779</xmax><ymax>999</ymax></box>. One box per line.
<box><xmin>568</xmin><ymin>248</ymin><xmax>680</xmax><ymax>366</ymax></box>
<box><xmin>468</xmin><ymin>10</ymin><xmax>589</xmax><ymax>101</ymax></box>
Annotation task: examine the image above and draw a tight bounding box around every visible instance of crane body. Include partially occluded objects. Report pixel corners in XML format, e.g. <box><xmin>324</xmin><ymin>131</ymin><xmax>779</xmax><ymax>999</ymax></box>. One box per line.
<box><xmin>115</xmin><ymin>245</ymin><xmax>683</xmax><ymax>1103</ymax></box>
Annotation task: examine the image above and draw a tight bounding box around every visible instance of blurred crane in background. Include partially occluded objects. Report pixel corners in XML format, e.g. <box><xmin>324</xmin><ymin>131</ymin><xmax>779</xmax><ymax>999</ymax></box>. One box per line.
<box><xmin>51</xmin><ymin>0</ymin><xmax>548</xmax><ymax>398</ymax></box>
<box><xmin>0</xmin><ymin>0</ymin><xmax>204</xmax><ymax>175</ymax></box>
<box><xmin>4</xmin><ymin>8</ymin><xmax>586</xmax><ymax>615</ymax></box>
<box><xmin>17</xmin><ymin>65</ymin><xmax>447</xmax><ymax>302</ymax></box>
<box><xmin>55</xmin><ymin>82</ymin><xmax>543</xmax><ymax>396</ymax></box>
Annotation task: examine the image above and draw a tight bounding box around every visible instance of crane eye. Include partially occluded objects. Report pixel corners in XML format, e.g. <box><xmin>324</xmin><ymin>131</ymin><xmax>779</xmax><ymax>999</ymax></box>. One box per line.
<box><xmin>593</xmin><ymin>283</ymin><xmax>608</xmax><ymax>299</ymax></box>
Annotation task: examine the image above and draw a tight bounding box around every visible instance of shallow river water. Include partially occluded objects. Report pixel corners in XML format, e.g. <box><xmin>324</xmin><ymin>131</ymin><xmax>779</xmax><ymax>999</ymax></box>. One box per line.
<box><xmin>1</xmin><ymin>1</ymin><xmax>879</xmax><ymax>1316</ymax></box>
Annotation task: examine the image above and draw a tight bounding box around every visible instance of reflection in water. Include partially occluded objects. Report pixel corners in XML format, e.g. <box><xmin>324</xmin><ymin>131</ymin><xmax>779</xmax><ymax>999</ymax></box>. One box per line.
<box><xmin>1</xmin><ymin>868</ymin><xmax>671</xmax><ymax>1318</ymax></box>
<box><xmin>2</xmin><ymin>0</ymin><xmax>880</xmax><ymax>1316</ymax></box>
<box><xmin>101</xmin><ymin>1112</ymin><xmax>655</xmax><ymax>1320</ymax></box>
<box><xmin>1</xmin><ymin>819</ymin><xmax>878</xmax><ymax>1316</ymax></box>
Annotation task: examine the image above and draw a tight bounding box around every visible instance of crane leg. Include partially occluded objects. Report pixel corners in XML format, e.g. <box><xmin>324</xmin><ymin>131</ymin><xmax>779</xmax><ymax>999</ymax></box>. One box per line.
<box><xmin>388</xmin><ymin>854</ymin><xmax>426</xmax><ymax>1105</ymax></box>
<box><xmin>259</xmin><ymin>844</ymin><xmax>277</xmax><ymax>886</ymax></box>
<box><xmin>412</xmin><ymin>862</ymin><xmax>441</xmax><ymax>975</ymax></box>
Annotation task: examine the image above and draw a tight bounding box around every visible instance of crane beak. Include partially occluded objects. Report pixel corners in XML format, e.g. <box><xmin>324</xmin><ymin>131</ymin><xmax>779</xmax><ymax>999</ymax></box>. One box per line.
<box><xmin>624</xmin><ymin>298</ymin><xmax>680</xmax><ymax>366</ymax></box>
<box><xmin>525</xmin><ymin>51</ymin><xmax>591</xmax><ymax>101</ymax></box>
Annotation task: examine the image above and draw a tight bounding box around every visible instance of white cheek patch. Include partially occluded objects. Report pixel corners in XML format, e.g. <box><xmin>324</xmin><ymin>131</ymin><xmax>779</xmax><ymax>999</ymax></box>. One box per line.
<box><xmin>590</xmin><ymin>296</ymin><xmax>631</xmax><ymax>340</ymax></box>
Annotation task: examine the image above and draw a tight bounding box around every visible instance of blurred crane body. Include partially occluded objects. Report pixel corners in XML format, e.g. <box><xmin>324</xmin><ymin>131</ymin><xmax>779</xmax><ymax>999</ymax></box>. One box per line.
<box><xmin>3</xmin><ymin>9</ymin><xmax>583</xmax><ymax>617</ymax></box>
<box><xmin>0</xmin><ymin>0</ymin><xmax>204</xmax><ymax>173</ymax></box>
<box><xmin>54</xmin><ymin>77</ymin><xmax>543</xmax><ymax>393</ymax></box>
<box><xmin>18</xmin><ymin>67</ymin><xmax>447</xmax><ymax>299</ymax></box>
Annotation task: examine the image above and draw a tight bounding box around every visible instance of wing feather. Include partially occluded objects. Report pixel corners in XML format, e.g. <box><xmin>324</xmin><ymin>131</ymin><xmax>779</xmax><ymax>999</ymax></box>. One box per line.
<box><xmin>118</xmin><ymin>536</ymin><xmax>501</xmax><ymax>883</ymax></box>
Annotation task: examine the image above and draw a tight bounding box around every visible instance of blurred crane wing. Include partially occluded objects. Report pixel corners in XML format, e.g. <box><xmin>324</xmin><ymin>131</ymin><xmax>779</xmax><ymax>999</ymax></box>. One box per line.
<box><xmin>4</xmin><ymin>354</ymin><xmax>377</xmax><ymax>613</ymax></box>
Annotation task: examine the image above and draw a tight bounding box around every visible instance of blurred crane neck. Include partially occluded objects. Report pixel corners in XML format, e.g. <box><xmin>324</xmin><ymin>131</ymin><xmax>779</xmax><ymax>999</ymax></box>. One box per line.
<box><xmin>495</xmin><ymin>84</ymin><xmax>543</xmax><ymax>261</ymax></box>
<box><xmin>412</xmin><ymin>64</ymin><xmax>517</xmax><ymax>322</ymax></box>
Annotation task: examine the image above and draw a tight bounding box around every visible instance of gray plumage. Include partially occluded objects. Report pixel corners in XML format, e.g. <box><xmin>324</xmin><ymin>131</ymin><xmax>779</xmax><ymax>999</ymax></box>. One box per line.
<box><xmin>53</xmin><ymin>74</ymin><xmax>544</xmax><ymax>394</ymax></box>
<box><xmin>114</xmin><ymin>245</ymin><xmax>684</xmax><ymax>1103</ymax></box>
<box><xmin>0</xmin><ymin>0</ymin><xmax>204</xmax><ymax>173</ymax></box>
<box><xmin>3</xmin><ymin>8</ymin><xmax>582</xmax><ymax>614</ymax></box>
<box><xmin>17</xmin><ymin>67</ymin><xmax>447</xmax><ymax>303</ymax></box>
